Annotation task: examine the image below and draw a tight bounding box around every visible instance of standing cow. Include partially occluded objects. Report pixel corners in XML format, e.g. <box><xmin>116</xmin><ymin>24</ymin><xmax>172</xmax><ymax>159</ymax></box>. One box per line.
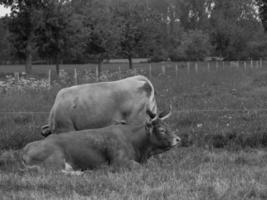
<box><xmin>42</xmin><ymin>75</ymin><xmax>158</xmax><ymax>136</ymax></box>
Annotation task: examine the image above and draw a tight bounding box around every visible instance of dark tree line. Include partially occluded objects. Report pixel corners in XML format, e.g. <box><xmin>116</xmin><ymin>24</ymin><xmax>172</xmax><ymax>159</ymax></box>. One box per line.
<box><xmin>1</xmin><ymin>0</ymin><xmax>267</xmax><ymax>75</ymax></box>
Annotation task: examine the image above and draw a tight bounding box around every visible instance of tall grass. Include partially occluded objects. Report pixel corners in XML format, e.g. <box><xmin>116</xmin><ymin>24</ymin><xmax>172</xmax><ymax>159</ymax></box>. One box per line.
<box><xmin>1</xmin><ymin>148</ymin><xmax>267</xmax><ymax>199</ymax></box>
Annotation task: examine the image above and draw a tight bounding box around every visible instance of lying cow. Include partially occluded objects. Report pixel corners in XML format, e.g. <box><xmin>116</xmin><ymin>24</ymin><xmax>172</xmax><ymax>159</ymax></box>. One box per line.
<box><xmin>42</xmin><ymin>75</ymin><xmax>157</xmax><ymax>137</ymax></box>
<box><xmin>21</xmin><ymin>109</ymin><xmax>180</xmax><ymax>172</ymax></box>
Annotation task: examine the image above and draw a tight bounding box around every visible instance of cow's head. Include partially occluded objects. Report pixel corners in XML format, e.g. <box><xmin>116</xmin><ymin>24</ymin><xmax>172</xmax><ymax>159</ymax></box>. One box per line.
<box><xmin>146</xmin><ymin>106</ymin><xmax>180</xmax><ymax>152</ymax></box>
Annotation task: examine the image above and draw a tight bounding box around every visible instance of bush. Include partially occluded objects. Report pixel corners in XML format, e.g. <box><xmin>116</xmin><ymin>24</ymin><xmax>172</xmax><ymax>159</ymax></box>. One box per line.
<box><xmin>150</xmin><ymin>48</ymin><xmax>169</xmax><ymax>62</ymax></box>
<box><xmin>169</xmin><ymin>30</ymin><xmax>211</xmax><ymax>61</ymax></box>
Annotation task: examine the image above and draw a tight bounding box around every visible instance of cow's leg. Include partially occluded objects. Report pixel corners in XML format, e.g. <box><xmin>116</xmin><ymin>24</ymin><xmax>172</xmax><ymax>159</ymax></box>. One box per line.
<box><xmin>108</xmin><ymin>148</ymin><xmax>140</xmax><ymax>171</ymax></box>
<box><xmin>61</xmin><ymin>162</ymin><xmax>83</xmax><ymax>176</ymax></box>
<box><xmin>22</xmin><ymin>142</ymin><xmax>65</xmax><ymax>171</ymax></box>
<box><xmin>43</xmin><ymin>150</ymin><xmax>65</xmax><ymax>170</ymax></box>
<box><xmin>111</xmin><ymin>158</ymin><xmax>141</xmax><ymax>171</ymax></box>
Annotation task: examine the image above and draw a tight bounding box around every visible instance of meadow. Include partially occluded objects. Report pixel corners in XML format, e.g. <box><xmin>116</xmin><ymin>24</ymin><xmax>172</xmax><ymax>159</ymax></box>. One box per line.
<box><xmin>0</xmin><ymin>61</ymin><xmax>267</xmax><ymax>199</ymax></box>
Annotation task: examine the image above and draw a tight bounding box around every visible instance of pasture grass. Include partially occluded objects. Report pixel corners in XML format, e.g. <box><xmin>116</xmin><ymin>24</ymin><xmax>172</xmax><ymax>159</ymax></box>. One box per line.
<box><xmin>1</xmin><ymin>147</ymin><xmax>267</xmax><ymax>200</ymax></box>
<box><xmin>0</xmin><ymin>62</ymin><xmax>267</xmax><ymax>199</ymax></box>
<box><xmin>1</xmin><ymin>63</ymin><xmax>267</xmax><ymax>149</ymax></box>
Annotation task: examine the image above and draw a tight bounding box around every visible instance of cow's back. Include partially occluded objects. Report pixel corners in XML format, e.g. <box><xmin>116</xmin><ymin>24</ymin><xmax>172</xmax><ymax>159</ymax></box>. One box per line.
<box><xmin>48</xmin><ymin>75</ymin><xmax>157</xmax><ymax>134</ymax></box>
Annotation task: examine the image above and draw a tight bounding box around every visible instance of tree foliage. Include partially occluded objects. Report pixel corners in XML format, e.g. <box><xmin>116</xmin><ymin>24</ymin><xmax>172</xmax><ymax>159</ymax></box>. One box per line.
<box><xmin>36</xmin><ymin>0</ymin><xmax>73</xmax><ymax>75</ymax></box>
<box><xmin>0</xmin><ymin>0</ymin><xmax>267</xmax><ymax>71</ymax></box>
<box><xmin>258</xmin><ymin>0</ymin><xmax>267</xmax><ymax>31</ymax></box>
<box><xmin>3</xmin><ymin>0</ymin><xmax>44</xmax><ymax>73</ymax></box>
<box><xmin>0</xmin><ymin>17</ymin><xmax>12</xmax><ymax>63</ymax></box>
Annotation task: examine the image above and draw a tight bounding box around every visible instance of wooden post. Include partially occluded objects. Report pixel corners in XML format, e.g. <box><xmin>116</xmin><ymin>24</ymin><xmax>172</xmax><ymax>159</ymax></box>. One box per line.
<box><xmin>74</xmin><ymin>68</ymin><xmax>78</xmax><ymax>85</ymax></box>
<box><xmin>216</xmin><ymin>62</ymin><xmax>219</xmax><ymax>70</ymax></box>
<box><xmin>14</xmin><ymin>72</ymin><xmax>19</xmax><ymax>82</ymax></box>
<box><xmin>222</xmin><ymin>61</ymin><xmax>225</xmax><ymax>69</ymax></box>
<box><xmin>118</xmin><ymin>66</ymin><xmax>121</xmax><ymax>79</ymax></box>
<box><xmin>95</xmin><ymin>65</ymin><xmax>99</xmax><ymax>81</ymax></box>
<box><xmin>207</xmin><ymin>62</ymin><xmax>210</xmax><ymax>72</ymax></box>
<box><xmin>48</xmin><ymin>69</ymin><xmax>52</xmax><ymax>89</ymax></box>
<box><xmin>260</xmin><ymin>59</ymin><xmax>263</xmax><ymax>68</ymax></box>
<box><xmin>161</xmin><ymin>65</ymin><xmax>166</xmax><ymax>75</ymax></box>
<box><xmin>195</xmin><ymin>62</ymin><xmax>198</xmax><ymax>73</ymax></box>
<box><xmin>149</xmin><ymin>64</ymin><xmax>152</xmax><ymax>78</ymax></box>
<box><xmin>244</xmin><ymin>61</ymin><xmax>247</xmax><ymax>71</ymax></box>
<box><xmin>187</xmin><ymin>62</ymin><xmax>190</xmax><ymax>73</ymax></box>
<box><xmin>250</xmin><ymin>60</ymin><xmax>253</xmax><ymax>69</ymax></box>
<box><xmin>175</xmin><ymin>64</ymin><xmax>178</xmax><ymax>77</ymax></box>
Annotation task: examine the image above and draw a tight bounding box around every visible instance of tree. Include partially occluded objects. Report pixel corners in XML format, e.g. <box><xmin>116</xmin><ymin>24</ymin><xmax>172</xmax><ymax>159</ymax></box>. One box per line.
<box><xmin>169</xmin><ymin>30</ymin><xmax>211</xmax><ymax>61</ymax></box>
<box><xmin>113</xmin><ymin>0</ymin><xmax>153</xmax><ymax>69</ymax></box>
<box><xmin>36</xmin><ymin>0</ymin><xmax>73</xmax><ymax>75</ymax></box>
<box><xmin>0</xmin><ymin>17</ymin><xmax>12</xmax><ymax>64</ymax></box>
<box><xmin>81</xmin><ymin>0</ymin><xmax>120</xmax><ymax>77</ymax></box>
<box><xmin>178</xmin><ymin>0</ymin><xmax>211</xmax><ymax>31</ymax></box>
<box><xmin>258</xmin><ymin>0</ymin><xmax>267</xmax><ymax>32</ymax></box>
<box><xmin>209</xmin><ymin>0</ymin><xmax>261</xmax><ymax>59</ymax></box>
<box><xmin>0</xmin><ymin>0</ymin><xmax>43</xmax><ymax>73</ymax></box>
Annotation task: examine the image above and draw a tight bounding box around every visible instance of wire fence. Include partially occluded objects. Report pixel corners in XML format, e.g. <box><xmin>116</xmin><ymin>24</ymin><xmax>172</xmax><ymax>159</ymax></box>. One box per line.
<box><xmin>1</xmin><ymin>108</ymin><xmax>267</xmax><ymax>115</ymax></box>
<box><xmin>7</xmin><ymin>59</ymin><xmax>266</xmax><ymax>84</ymax></box>
<box><xmin>1</xmin><ymin>60</ymin><xmax>267</xmax><ymax>116</ymax></box>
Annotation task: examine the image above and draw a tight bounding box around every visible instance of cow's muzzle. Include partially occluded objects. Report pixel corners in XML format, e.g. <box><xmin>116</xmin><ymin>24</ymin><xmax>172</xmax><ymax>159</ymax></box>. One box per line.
<box><xmin>171</xmin><ymin>135</ymin><xmax>181</xmax><ymax>146</ymax></box>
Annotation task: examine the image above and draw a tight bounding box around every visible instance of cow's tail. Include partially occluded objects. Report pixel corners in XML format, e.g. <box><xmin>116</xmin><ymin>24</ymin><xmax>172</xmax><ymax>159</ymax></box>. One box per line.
<box><xmin>145</xmin><ymin>78</ymin><xmax>158</xmax><ymax>115</ymax></box>
<box><xmin>136</xmin><ymin>75</ymin><xmax>158</xmax><ymax>115</ymax></box>
<box><xmin>0</xmin><ymin>150</ymin><xmax>22</xmax><ymax>169</ymax></box>
<box><xmin>41</xmin><ymin>108</ymin><xmax>55</xmax><ymax>137</ymax></box>
<box><xmin>41</xmin><ymin>124</ymin><xmax>51</xmax><ymax>137</ymax></box>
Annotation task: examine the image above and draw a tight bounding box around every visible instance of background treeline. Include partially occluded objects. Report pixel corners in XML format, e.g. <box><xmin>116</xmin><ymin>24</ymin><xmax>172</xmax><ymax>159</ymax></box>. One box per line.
<box><xmin>1</xmin><ymin>0</ymin><xmax>267</xmax><ymax>74</ymax></box>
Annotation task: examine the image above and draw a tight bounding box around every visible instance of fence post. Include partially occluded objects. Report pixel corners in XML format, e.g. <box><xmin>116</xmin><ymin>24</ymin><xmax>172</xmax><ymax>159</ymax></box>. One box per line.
<box><xmin>175</xmin><ymin>64</ymin><xmax>178</xmax><ymax>77</ymax></box>
<box><xmin>207</xmin><ymin>62</ymin><xmax>210</xmax><ymax>72</ymax></box>
<box><xmin>161</xmin><ymin>65</ymin><xmax>166</xmax><ymax>75</ymax></box>
<box><xmin>48</xmin><ymin>69</ymin><xmax>52</xmax><ymax>89</ymax></box>
<box><xmin>216</xmin><ymin>62</ymin><xmax>219</xmax><ymax>70</ymax></box>
<box><xmin>260</xmin><ymin>59</ymin><xmax>263</xmax><ymax>68</ymax></box>
<box><xmin>149</xmin><ymin>64</ymin><xmax>152</xmax><ymax>78</ymax></box>
<box><xmin>74</xmin><ymin>68</ymin><xmax>78</xmax><ymax>85</ymax></box>
<box><xmin>244</xmin><ymin>61</ymin><xmax>247</xmax><ymax>71</ymax></box>
<box><xmin>95</xmin><ymin>65</ymin><xmax>99</xmax><ymax>81</ymax></box>
<box><xmin>250</xmin><ymin>60</ymin><xmax>253</xmax><ymax>69</ymax></box>
<box><xmin>118</xmin><ymin>66</ymin><xmax>121</xmax><ymax>79</ymax></box>
<box><xmin>195</xmin><ymin>62</ymin><xmax>198</xmax><ymax>73</ymax></box>
<box><xmin>14</xmin><ymin>72</ymin><xmax>19</xmax><ymax>82</ymax></box>
<box><xmin>187</xmin><ymin>62</ymin><xmax>190</xmax><ymax>73</ymax></box>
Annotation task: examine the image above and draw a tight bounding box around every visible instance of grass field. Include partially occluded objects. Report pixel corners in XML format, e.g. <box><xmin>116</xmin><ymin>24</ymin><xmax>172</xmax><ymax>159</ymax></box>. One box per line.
<box><xmin>0</xmin><ymin>62</ymin><xmax>267</xmax><ymax>199</ymax></box>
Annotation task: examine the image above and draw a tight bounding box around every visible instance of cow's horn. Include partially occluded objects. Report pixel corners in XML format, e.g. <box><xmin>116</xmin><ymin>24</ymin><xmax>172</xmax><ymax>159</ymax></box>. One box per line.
<box><xmin>146</xmin><ymin>109</ymin><xmax>158</xmax><ymax>122</ymax></box>
<box><xmin>146</xmin><ymin>109</ymin><xmax>156</xmax><ymax>119</ymax></box>
<box><xmin>159</xmin><ymin>105</ymin><xmax>172</xmax><ymax>120</ymax></box>
<box><xmin>151</xmin><ymin>113</ymin><xmax>158</xmax><ymax>123</ymax></box>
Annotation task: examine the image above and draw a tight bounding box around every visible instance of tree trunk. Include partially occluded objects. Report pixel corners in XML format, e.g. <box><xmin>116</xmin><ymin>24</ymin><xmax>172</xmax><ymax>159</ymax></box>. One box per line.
<box><xmin>25</xmin><ymin>43</ymin><xmax>32</xmax><ymax>74</ymax></box>
<box><xmin>55</xmin><ymin>54</ymin><xmax>60</xmax><ymax>76</ymax></box>
<box><xmin>128</xmin><ymin>54</ymin><xmax>133</xmax><ymax>69</ymax></box>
